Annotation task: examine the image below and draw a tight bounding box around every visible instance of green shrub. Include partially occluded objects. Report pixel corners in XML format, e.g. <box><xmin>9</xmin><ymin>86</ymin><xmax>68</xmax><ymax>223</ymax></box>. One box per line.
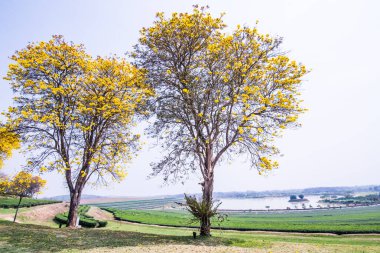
<box><xmin>79</xmin><ymin>218</ymin><xmax>97</xmax><ymax>228</ymax></box>
<box><xmin>79</xmin><ymin>205</ymin><xmax>90</xmax><ymax>214</ymax></box>
<box><xmin>98</xmin><ymin>220</ymin><xmax>108</xmax><ymax>227</ymax></box>
<box><xmin>54</xmin><ymin>213</ymin><xmax>68</xmax><ymax>224</ymax></box>
<box><xmin>82</xmin><ymin>214</ymin><xmax>94</xmax><ymax>219</ymax></box>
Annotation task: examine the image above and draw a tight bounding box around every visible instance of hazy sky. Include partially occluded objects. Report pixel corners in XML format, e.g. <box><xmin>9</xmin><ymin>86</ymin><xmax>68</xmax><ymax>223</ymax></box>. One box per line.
<box><xmin>0</xmin><ymin>0</ymin><xmax>379</xmax><ymax>198</ymax></box>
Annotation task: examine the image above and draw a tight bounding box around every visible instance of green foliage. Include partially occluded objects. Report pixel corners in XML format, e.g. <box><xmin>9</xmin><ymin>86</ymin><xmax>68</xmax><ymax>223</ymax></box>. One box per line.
<box><xmin>0</xmin><ymin>197</ymin><xmax>59</xmax><ymax>208</ymax></box>
<box><xmin>79</xmin><ymin>218</ymin><xmax>97</xmax><ymax>228</ymax></box>
<box><xmin>53</xmin><ymin>213</ymin><xmax>68</xmax><ymax>224</ymax></box>
<box><xmin>103</xmin><ymin>205</ymin><xmax>380</xmax><ymax>234</ymax></box>
<box><xmin>322</xmin><ymin>194</ymin><xmax>380</xmax><ymax>205</ymax></box>
<box><xmin>185</xmin><ymin>194</ymin><xmax>218</xmax><ymax>222</ymax></box>
<box><xmin>54</xmin><ymin>205</ymin><xmax>107</xmax><ymax>228</ymax></box>
<box><xmin>79</xmin><ymin>205</ymin><xmax>90</xmax><ymax>214</ymax></box>
<box><xmin>184</xmin><ymin>194</ymin><xmax>227</xmax><ymax>228</ymax></box>
<box><xmin>98</xmin><ymin>220</ymin><xmax>108</xmax><ymax>227</ymax></box>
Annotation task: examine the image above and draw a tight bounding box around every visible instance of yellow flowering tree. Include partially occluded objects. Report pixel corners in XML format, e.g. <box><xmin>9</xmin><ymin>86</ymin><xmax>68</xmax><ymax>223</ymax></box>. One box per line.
<box><xmin>0</xmin><ymin>126</ymin><xmax>20</xmax><ymax>168</ymax></box>
<box><xmin>0</xmin><ymin>171</ymin><xmax>46</xmax><ymax>222</ymax></box>
<box><xmin>4</xmin><ymin>35</ymin><xmax>153</xmax><ymax>227</ymax></box>
<box><xmin>134</xmin><ymin>6</ymin><xmax>308</xmax><ymax>236</ymax></box>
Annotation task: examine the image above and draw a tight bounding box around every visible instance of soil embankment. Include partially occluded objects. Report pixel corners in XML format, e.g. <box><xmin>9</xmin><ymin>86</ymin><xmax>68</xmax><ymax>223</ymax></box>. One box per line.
<box><xmin>0</xmin><ymin>202</ymin><xmax>69</xmax><ymax>224</ymax></box>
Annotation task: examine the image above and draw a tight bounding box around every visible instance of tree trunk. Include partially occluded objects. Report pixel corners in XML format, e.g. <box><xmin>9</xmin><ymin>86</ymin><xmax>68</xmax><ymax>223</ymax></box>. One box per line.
<box><xmin>67</xmin><ymin>190</ymin><xmax>81</xmax><ymax>228</ymax></box>
<box><xmin>200</xmin><ymin>176</ymin><xmax>214</xmax><ymax>236</ymax></box>
<box><xmin>13</xmin><ymin>196</ymin><xmax>22</xmax><ymax>223</ymax></box>
<box><xmin>200</xmin><ymin>214</ymin><xmax>211</xmax><ymax>236</ymax></box>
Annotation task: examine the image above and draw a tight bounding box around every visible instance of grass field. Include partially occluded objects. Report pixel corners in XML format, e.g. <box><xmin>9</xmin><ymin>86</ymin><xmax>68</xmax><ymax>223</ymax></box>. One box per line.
<box><xmin>0</xmin><ymin>219</ymin><xmax>379</xmax><ymax>253</ymax></box>
<box><xmin>1</xmin><ymin>204</ymin><xmax>380</xmax><ymax>252</ymax></box>
<box><xmin>103</xmin><ymin>205</ymin><xmax>380</xmax><ymax>234</ymax></box>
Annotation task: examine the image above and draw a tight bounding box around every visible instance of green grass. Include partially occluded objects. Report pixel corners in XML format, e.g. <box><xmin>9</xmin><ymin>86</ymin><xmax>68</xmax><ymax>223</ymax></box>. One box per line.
<box><xmin>104</xmin><ymin>205</ymin><xmax>380</xmax><ymax>234</ymax></box>
<box><xmin>0</xmin><ymin>219</ymin><xmax>379</xmax><ymax>253</ymax></box>
<box><xmin>0</xmin><ymin>207</ymin><xmax>25</xmax><ymax>215</ymax></box>
<box><xmin>0</xmin><ymin>196</ymin><xmax>59</xmax><ymax>208</ymax></box>
<box><xmin>0</xmin><ymin>219</ymin><xmax>265</xmax><ymax>252</ymax></box>
<box><xmin>1</xmin><ymin>200</ymin><xmax>380</xmax><ymax>252</ymax></box>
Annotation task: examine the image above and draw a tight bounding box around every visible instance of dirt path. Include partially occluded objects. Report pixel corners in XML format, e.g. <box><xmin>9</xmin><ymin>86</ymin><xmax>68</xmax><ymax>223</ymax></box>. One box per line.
<box><xmin>0</xmin><ymin>204</ymin><xmax>111</xmax><ymax>225</ymax></box>
<box><xmin>78</xmin><ymin>245</ymin><xmax>263</xmax><ymax>253</ymax></box>
<box><xmin>75</xmin><ymin>242</ymin><xmax>379</xmax><ymax>253</ymax></box>
<box><xmin>87</xmin><ymin>206</ymin><xmax>114</xmax><ymax>220</ymax></box>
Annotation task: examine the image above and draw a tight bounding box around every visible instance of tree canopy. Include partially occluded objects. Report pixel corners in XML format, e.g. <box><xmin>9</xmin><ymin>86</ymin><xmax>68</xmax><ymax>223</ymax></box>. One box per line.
<box><xmin>4</xmin><ymin>35</ymin><xmax>154</xmax><ymax>226</ymax></box>
<box><xmin>134</xmin><ymin>7</ymin><xmax>307</xmax><ymax>182</ymax></box>
<box><xmin>0</xmin><ymin>171</ymin><xmax>46</xmax><ymax>222</ymax></box>
<box><xmin>134</xmin><ymin>6</ymin><xmax>307</xmax><ymax>235</ymax></box>
<box><xmin>0</xmin><ymin>126</ymin><xmax>20</xmax><ymax>168</ymax></box>
<box><xmin>0</xmin><ymin>171</ymin><xmax>46</xmax><ymax>198</ymax></box>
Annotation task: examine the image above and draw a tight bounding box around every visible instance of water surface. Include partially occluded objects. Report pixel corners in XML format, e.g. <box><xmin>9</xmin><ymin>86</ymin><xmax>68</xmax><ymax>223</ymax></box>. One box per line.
<box><xmin>218</xmin><ymin>195</ymin><xmax>328</xmax><ymax>210</ymax></box>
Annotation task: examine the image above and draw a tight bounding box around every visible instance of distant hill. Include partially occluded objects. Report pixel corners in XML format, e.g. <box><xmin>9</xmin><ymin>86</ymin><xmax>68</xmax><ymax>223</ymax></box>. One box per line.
<box><xmin>47</xmin><ymin>185</ymin><xmax>380</xmax><ymax>201</ymax></box>
<box><xmin>45</xmin><ymin>194</ymin><xmax>104</xmax><ymax>202</ymax></box>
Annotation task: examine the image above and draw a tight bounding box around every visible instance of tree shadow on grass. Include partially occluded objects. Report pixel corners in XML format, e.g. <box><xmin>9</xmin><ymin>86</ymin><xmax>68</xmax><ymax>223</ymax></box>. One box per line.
<box><xmin>0</xmin><ymin>220</ymin><xmax>253</xmax><ymax>252</ymax></box>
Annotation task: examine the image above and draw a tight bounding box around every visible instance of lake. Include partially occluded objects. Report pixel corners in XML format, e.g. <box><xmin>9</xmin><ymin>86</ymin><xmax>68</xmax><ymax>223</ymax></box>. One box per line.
<box><xmin>218</xmin><ymin>195</ymin><xmax>328</xmax><ymax>210</ymax></box>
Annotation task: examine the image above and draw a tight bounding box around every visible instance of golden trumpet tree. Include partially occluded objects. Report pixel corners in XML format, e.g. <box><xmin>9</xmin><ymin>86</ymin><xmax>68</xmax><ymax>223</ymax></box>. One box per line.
<box><xmin>134</xmin><ymin>6</ymin><xmax>307</xmax><ymax>236</ymax></box>
<box><xmin>0</xmin><ymin>126</ymin><xmax>20</xmax><ymax>168</ymax></box>
<box><xmin>5</xmin><ymin>35</ymin><xmax>153</xmax><ymax>227</ymax></box>
<box><xmin>0</xmin><ymin>171</ymin><xmax>46</xmax><ymax>222</ymax></box>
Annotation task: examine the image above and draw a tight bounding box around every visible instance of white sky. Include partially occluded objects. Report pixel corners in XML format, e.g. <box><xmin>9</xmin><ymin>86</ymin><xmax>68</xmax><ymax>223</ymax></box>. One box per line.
<box><xmin>0</xmin><ymin>0</ymin><xmax>379</xmax><ymax>197</ymax></box>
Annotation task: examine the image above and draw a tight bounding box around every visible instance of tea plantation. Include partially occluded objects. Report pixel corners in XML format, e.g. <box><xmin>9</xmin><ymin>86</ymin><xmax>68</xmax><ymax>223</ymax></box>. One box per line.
<box><xmin>103</xmin><ymin>205</ymin><xmax>380</xmax><ymax>234</ymax></box>
<box><xmin>0</xmin><ymin>197</ymin><xmax>59</xmax><ymax>208</ymax></box>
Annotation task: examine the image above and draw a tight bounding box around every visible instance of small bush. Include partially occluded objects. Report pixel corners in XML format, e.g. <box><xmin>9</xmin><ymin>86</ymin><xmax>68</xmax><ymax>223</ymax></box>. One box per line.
<box><xmin>82</xmin><ymin>214</ymin><xmax>94</xmax><ymax>219</ymax></box>
<box><xmin>54</xmin><ymin>213</ymin><xmax>68</xmax><ymax>224</ymax></box>
<box><xmin>98</xmin><ymin>220</ymin><xmax>108</xmax><ymax>227</ymax></box>
<box><xmin>79</xmin><ymin>218</ymin><xmax>97</xmax><ymax>228</ymax></box>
